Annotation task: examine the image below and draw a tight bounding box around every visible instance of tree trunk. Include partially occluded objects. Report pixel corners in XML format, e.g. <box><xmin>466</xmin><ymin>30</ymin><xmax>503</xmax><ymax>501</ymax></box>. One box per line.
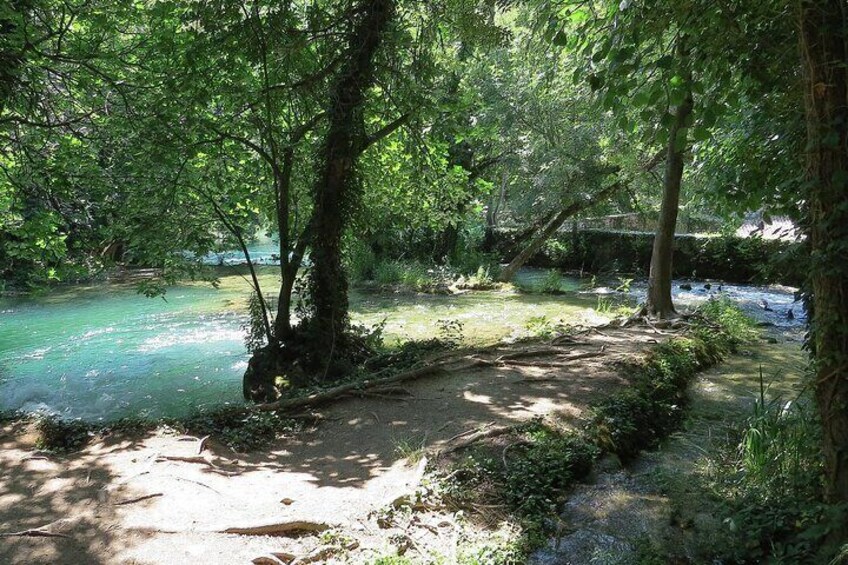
<box><xmin>274</xmin><ymin>149</ymin><xmax>295</xmax><ymax>339</ymax></box>
<box><xmin>799</xmin><ymin>0</ymin><xmax>848</xmax><ymax>547</ymax></box>
<box><xmin>483</xmin><ymin>170</ymin><xmax>508</xmax><ymax>252</ymax></box>
<box><xmin>306</xmin><ymin>0</ymin><xmax>395</xmax><ymax>353</ymax></box>
<box><xmin>645</xmin><ymin>86</ymin><xmax>693</xmax><ymax>318</ymax></box>
<box><xmin>498</xmin><ymin>181</ymin><xmax>624</xmax><ymax>282</ymax></box>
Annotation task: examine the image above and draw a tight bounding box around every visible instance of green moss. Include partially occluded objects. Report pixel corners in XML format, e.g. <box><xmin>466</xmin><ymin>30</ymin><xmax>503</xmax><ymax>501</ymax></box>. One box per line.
<box><xmin>589</xmin><ymin>298</ymin><xmax>754</xmax><ymax>460</ymax></box>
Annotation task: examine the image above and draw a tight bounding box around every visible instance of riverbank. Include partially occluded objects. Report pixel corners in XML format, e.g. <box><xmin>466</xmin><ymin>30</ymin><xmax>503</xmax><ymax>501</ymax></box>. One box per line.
<box><xmin>0</xmin><ymin>301</ymin><xmax>759</xmax><ymax>564</ymax></box>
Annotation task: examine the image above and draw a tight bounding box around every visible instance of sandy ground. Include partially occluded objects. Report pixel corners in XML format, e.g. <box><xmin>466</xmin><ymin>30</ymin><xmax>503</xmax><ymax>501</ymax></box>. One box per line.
<box><xmin>0</xmin><ymin>326</ymin><xmax>666</xmax><ymax>565</ymax></box>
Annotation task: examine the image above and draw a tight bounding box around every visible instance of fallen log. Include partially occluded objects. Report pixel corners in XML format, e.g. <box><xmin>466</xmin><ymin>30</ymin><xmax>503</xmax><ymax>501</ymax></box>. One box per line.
<box><xmin>438</xmin><ymin>425</ymin><xmax>515</xmax><ymax>455</ymax></box>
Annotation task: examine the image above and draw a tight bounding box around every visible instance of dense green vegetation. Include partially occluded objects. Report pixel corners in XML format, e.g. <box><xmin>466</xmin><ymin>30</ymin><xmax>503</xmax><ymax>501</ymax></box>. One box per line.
<box><xmin>3</xmin><ymin>0</ymin><xmax>848</xmax><ymax>561</ymax></box>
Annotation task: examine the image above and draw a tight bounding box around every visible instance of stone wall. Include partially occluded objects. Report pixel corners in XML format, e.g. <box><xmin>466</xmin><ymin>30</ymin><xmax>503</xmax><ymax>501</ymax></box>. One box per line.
<box><xmin>495</xmin><ymin>228</ymin><xmax>805</xmax><ymax>286</ymax></box>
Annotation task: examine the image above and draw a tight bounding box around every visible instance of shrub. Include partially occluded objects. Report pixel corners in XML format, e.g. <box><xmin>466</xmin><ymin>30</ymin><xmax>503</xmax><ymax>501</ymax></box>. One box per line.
<box><xmin>710</xmin><ymin>378</ymin><xmax>843</xmax><ymax>563</ymax></box>
<box><xmin>35</xmin><ymin>416</ymin><xmax>94</xmax><ymax>452</ymax></box>
<box><xmin>491</xmin><ymin>422</ymin><xmax>597</xmax><ymax>518</ymax></box>
<box><xmin>176</xmin><ymin>406</ymin><xmax>299</xmax><ymax>452</ymax></box>
<box><xmin>589</xmin><ymin>298</ymin><xmax>754</xmax><ymax>460</ymax></box>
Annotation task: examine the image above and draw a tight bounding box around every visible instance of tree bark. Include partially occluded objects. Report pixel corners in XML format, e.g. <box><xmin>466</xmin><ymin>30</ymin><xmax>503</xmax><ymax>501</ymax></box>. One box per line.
<box><xmin>306</xmin><ymin>0</ymin><xmax>395</xmax><ymax>353</ymax></box>
<box><xmin>483</xmin><ymin>169</ymin><xmax>508</xmax><ymax>252</ymax></box>
<box><xmin>498</xmin><ymin>181</ymin><xmax>624</xmax><ymax>282</ymax></box>
<box><xmin>799</xmin><ymin>0</ymin><xmax>848</xmax><ymax>546</ymax></box>
<box><xmin>645</xmin><ymin>83</ymin><xmax>693</xmax><ymax>319</ymax></box>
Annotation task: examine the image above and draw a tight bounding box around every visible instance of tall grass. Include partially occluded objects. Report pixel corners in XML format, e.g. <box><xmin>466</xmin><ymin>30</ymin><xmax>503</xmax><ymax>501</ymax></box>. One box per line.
<box><xmin>712</xmin><ymin>368</ymin><xmax>842</xmax><ymax>563</ymax></box>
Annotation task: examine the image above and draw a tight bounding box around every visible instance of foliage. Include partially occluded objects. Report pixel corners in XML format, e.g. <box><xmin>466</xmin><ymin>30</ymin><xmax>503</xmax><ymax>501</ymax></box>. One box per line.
<box><xmin>523</xmin><ymin>315</ymin><xmax>571</xmax><ymax>340</ymax></box>
<box><xmin>539</xmin><ymin>269</ymin><xmax>564</xmax><ymax>294</ymax></box>
<box><xmin>701</xmin><ymin>379</ymin><xmax>843</xmax><ymax>563</ymax></box>
<box><xmin>176</xmin><ymin>406</ymin><xmax>299</xmax><ymax>453</ymax></box>
<box><xmin>495</xmin><ymin>228</ymin><xmax>804</xmax><ymax>285</ymax></box>
<box><xmin>243</xmin><ymin>291</ymin><xmax>272</xmax><ymax>354</ymax></box>
<box><xmin>34</xmin><ymin>416</ymin><xmax>94</xmax><ymax>452</ymax></box>
<box><xmin>590</xmin><ymin>298</ymin><xmax>753</xmax><ymax>459</ymax></box>
<box><xmin>436</xmin><ymin>318</ymin><xmax>465</xmax><ymax>348</ymax></box>
<box><xmin>489</xmin><ymin>420</ymin><xmax>597</xmax><ymax>519</ymax></box>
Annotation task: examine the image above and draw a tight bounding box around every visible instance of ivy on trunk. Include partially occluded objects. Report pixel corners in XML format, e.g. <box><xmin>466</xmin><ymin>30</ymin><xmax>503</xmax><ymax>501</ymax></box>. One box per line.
<box><xmin>799</xmin><ymin>0</ymin><xmax>848</xmax><ymax>547</ymax></box>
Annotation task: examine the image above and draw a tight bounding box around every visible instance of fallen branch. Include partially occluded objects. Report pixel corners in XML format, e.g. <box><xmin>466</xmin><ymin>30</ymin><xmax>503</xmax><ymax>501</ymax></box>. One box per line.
<box><xmin>252</xmin><ymin>358</ymin><xmax>488</xmax><ymax>413</ymax></box>
<box><xmin>438</xmin><ymin>425</ymin><xmax>514</xmax><ymax>455</ymax></box>
<box><xmin>221</xmin><ymin>521</ymin><xmax>330</xmax><ymax>536</ymax></box>
<box><xmin>446</xmin><ymin>421</ymin><xmax>495</xmax><ymax>443</ymax></box>
<box><xmin>113</xmin><ymin>492</ymin><xmax>163</xmax><ymax>506</ymax></box>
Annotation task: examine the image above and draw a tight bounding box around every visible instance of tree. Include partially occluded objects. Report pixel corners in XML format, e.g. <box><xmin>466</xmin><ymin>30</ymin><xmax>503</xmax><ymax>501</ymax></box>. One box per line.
<box><xmin>555</xmin><ymin>0</ymin><xmax>793</xmax><ymax>317</ymax></box>
<box><xmin>301</xmin><ymin>0</ymin><xmax>397</xmax><ymax>354</ymax></box>
<box><xmin>798</xmin><ymin>0</ymin><xmax>848</xmax><ymax>547</ymax></box>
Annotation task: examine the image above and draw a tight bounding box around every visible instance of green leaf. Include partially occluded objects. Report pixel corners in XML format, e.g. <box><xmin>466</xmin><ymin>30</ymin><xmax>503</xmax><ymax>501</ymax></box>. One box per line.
<box><xmin>552</xmin><ymin>31</ymin><xmax>568</xmax><ymax>46</ymax></box>
<box><xmin>693</xmin><ymin>126</ymin><xmax>711</xmax><ymax>142</ymax></box>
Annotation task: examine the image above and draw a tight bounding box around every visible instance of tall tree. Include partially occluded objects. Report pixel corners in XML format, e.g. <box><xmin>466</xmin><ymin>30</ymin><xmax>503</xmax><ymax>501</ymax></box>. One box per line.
<box><xmin>303</xmin><ymin>0</ymin><xmax>396</xmax><ymax>353</ymax></box>
<box><xmin>798</xmin><ymin>0</ymin><xmax>848</xmax><ymax>546</ymax></box>
<box><xmin>556</xmin><ymin>0</ymin><xmax>793</xmax><ymax>317</ymax></box>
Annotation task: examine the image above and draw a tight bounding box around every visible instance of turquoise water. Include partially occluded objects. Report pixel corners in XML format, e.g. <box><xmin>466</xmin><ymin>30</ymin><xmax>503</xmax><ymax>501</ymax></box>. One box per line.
<box><xmin>0</xmin><ymin>269</ymin><xmax>600</xmax><ymax>421</ymax></box>
<box><xmin>0</xmin><ymin>266</ymin><xmax>803</xmax><ymax>422</ymax></box>
<box><xmin>0</xmin><ymin>285</ymin><xmax>250</xmax><ymax>421</ymax></box>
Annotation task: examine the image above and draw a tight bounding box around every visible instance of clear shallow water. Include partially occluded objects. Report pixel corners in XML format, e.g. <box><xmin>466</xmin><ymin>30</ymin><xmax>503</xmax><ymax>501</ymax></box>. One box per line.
<box><xmin>0</xmin><ymin>269</ymin><xmax>599</xmax><ymax>421</ymax></box>
<box><xmin>629</xmin><ymin>280</ymin><xmax>806</xmax><ymax>328</ymax></box>
<box><xmin>0</xmin><ymin>285</ymin><xmax>250</xmax><ymax>421</ymax></box>
<box><xmin>0</xmin><ymin>267</ymin><xmax>804</xmax><ymax>422</ymax></box>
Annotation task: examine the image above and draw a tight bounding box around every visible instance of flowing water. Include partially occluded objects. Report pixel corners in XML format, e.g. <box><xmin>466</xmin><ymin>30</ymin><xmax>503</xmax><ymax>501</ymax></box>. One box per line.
<box><xmin>0</xmin><ymin>264</ymin><xmax>804</xmax><ymax>422</ymax></box>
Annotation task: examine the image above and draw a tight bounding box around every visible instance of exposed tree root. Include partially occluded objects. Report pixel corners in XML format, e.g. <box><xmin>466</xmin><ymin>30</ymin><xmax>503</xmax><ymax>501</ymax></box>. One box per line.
<box><xmin>0</xmin><ymin>524</ymin><xmax>72</xmax><ymax>539</ymax></box>
<box><xmin>252</xmin><ymin>357</ymin><xmax>488</xmax><ymax>413</ymax></box>
<box><xmin>197</xmin><ymin>435</ymin><xmax>210</xmax><ymax>455</ymax></box>
<box><xmin>253</xmin><ymin>541</ymin><xmax>359</xmax><ymax>565</ymax></box>
<box><xmin>113</xmin><ymin>492</ymin><xmax>163</xmax><ymax>506</ymax></box>
<box><xmin>220</xmin><ymin>521</ymin><xmax>331</xmax><ymax>536</ymax></box>
<box><xmin>437</xmin><ymin>424</ymin><xmax>515</xmax><ymax>455</ymax></box>
<box><xmin>495</xmin><ymin>347</ymin><xmax>575</xmax><ymax>361</ymax></box>
<box><xmin>156</xmin><ymin>455</ymin><xmax>241</xmax><ymax>476</ymax></box>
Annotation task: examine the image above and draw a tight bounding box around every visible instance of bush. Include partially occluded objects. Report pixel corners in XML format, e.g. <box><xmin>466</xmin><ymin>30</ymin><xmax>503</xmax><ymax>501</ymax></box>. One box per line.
<box><xmin>35</xmin><ymin>416</ymin><xmax>94</xmax><ymax>452</ymax></box>
<box><xmin>589</xmin><ymin>298</ymin><xmax>754</xmax><ymax>460</ymax></box>
<box><xmin>175</xmin><ymin>405</ymin><xmax>299</xmax><ymax>452</ymax></box>
<box><xmin>491</xmin><ymin>422</ymin><xmax>597</xmax><ymax>518</ymax></box>
<box><xmin>710</xmin><ymin>380</ymin><xmax>844</xmax><ymax>563</ymax></box>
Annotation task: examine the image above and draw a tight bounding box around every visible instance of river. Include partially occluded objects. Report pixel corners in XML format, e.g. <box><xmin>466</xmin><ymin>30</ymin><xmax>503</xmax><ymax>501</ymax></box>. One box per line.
<box><xmin>0</xmin><ymin>266</ymin><xmax>804</xmax><ymax>422</ymax></box>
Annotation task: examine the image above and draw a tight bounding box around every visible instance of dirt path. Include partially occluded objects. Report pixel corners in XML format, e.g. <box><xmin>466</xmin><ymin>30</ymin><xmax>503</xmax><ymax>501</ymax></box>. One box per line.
<box><xmin>0</xmin><ymin>326</ymin><xmax>666</xmax><ymax>565</ymax></box>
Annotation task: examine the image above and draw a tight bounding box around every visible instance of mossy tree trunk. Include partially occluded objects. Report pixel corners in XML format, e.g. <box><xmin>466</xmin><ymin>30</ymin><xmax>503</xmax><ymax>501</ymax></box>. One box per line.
<box><xmin>305</xmin><ymin>0</ymin><xmax>395</xmax><ymax>359</ymax></box>
<box><xmin>799</xmin><ymin>0</ymin><xmax>848</xmax><ymax>546</ymax></box>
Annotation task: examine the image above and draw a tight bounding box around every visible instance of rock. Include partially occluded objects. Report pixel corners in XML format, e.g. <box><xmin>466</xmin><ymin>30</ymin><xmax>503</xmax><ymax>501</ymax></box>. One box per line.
<box><xmin>679</xmin><ymin>283</ymin><xmax>692</xmax><ymax>291</ymax></box>
<box><xmin>787</xmin><ymin>308</ymin><xmax>795</xmax><ymax>320</ymax></box>
<box><xmin>596</xmin><ymin>453</ymin><xmax>623</xmax><ymax>474</ymax></box>
<box><xmin>703</xmin><ymin>283</ymin><xmax>712</xmax><ymax>290</ymax></box>
<box><xmin>529</xmin><ymin>529</ymin><xmax>633</xmax><ymax>565</ymax></box>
